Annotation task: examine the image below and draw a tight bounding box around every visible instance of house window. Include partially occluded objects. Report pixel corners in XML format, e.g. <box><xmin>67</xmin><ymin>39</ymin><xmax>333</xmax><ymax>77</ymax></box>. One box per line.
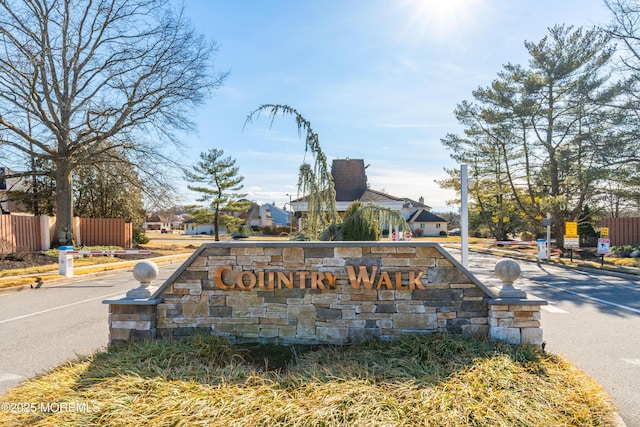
<box><xmin>420</xmin><ymin>224</ymin><xmax>424</xmax><ymax>229</ymax></box>
<box><xmin>436</xmin><ymin>224</ymin><xmax>441</xmax><ymax>228</ymax></box>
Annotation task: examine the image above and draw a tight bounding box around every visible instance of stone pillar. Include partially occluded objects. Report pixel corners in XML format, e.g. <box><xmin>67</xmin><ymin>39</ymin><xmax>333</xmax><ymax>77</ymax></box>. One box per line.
<box><xmin>488</xmin><ymin>259</ymin><xmax>547</xmax><ymax>349</ymax></box>
<box><xmin>106</xmin><ymin>301</ymin><xmax>160</xmax><ymax>344</ymax></box>
<box><xmin>102</xmin><ymin>260</ymin><xmax>162</xmax><ymax>346</ymax></box>
<box><xmin>488</xmin><ymin>299</ymin><xmax>546</xmax><ymax>347</ymax></box>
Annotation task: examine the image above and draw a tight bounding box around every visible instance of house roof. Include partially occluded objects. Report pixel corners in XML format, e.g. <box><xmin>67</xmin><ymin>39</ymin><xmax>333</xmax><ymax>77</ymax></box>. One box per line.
<box><xmin>358</xmin><ymin>188</ymin><xmax>405</xmax><ymax>203</ymax></box>
<box><xmin>247</xmin><ymin>202</ymin><xmax>261</xmax><ymax>220</ymax></box>
<box><xmin>403</xmin><ymin>198</ymin><xmax>429</xmax><ymax>208</ymax></box>
<box><xmin>145</xmin><ymin>212</ymin><xmax>182</xmax><ymax>223</ymax></box>
<box><xmin>293</xmin><ymin>158</ymin><xmax>432</xmax><ymax>211</ymax></box>
<box><xmin>409</xmin><ymin>209</ymin><xmax>447</xmax><ymax>223</ymax></box>
<box><xmin>145</xmin><ymin>214</ymin><xmax>165</xmax><ymax>222</ymax></box>
<box><xmin>262</xmin><ymin>203</ymin><xmax>288</xmax><ymax>216</ymax></box>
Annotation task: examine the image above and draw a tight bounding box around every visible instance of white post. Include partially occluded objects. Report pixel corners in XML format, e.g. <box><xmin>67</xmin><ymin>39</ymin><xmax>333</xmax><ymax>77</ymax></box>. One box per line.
<box><xmin>546</xmin><ymin>212</ymin><xmax>551</xmax><ymax>260</ymax></box>
<box><xmin>461</xmin><ymin>165</ymin><xmax>469</xmax><ymax>268</ymax></box>
<box><xmin>39</xmin><ymin>215</ymin><xmax>50</xmax><ymax>250</ymax></box>
<box><xmin>73</xmin><ymin>217</ymin><xmax>81</xmax><ymax>246</ymax></box>
<box><xmin>58</xmin><ymin>246</ymin><xmax>74</xmax><ymax>277</ymax></box>
<box><xmin>287</xmin><ymin>193</ymin><xmax>293</xmax><ymax>233</ymax></box>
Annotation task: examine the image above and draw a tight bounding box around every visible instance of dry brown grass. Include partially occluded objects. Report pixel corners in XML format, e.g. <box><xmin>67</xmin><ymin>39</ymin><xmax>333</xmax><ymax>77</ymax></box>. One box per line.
<box><xmin>0</xmin><ymin>334</ymin><xmax>615</xmax><ymax>427</ymax></box>
<box><xmin>0</xmin><ymin>242</ymin><xmax>195</xmax><ymax>289</ymax></box>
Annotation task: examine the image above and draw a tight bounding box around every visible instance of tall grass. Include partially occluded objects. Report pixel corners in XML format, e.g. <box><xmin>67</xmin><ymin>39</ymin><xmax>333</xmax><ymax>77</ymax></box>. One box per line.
<box><xmin>0</xmin><ymin>334</ymin><xmax>614</xmax><ymax>426</ymax></box>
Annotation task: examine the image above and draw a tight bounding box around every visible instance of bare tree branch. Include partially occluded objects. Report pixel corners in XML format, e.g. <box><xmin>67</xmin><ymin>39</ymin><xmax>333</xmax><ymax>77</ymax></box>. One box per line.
<box><xmin>0</xmin><ymin>0</ymin><xmax>227</xmax><ymax>245</ymax></box>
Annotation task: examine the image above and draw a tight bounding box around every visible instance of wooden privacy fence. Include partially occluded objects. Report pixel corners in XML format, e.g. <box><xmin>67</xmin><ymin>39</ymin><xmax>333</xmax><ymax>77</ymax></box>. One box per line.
<box><xmin>0</xmin><ymin>215</ymin><xmax>41</xmax><ymax>254</ymax></box>
<box><xmin>601</xmin><ymin>217</ymin><xmax>640</xmax><ymax>246</ymax></box>
<box><xmin>0</xmin><ymin>214</ymin><xmax>132</xmax><ymax>254</ymax></box>
<box><xmin>80</xmin><ymin>218</ymin><xmax>132</xmax><ymax>248</ymax></box>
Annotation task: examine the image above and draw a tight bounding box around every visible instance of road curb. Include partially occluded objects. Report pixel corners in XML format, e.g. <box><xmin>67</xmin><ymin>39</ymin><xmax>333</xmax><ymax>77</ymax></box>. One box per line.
<box><xmin>0</xmin><ymin>254</ymin><xmax>191</xmax><ymax>295</ymax></box>
<box><xmin>501</xmin><ymin>252</ymin><xmax>640</xmax><ymax>282</ymax></box>
<box><xmin>444</xmin><ymin>244</ymin><xmax>640</xmax><ymax>281</ymax></box>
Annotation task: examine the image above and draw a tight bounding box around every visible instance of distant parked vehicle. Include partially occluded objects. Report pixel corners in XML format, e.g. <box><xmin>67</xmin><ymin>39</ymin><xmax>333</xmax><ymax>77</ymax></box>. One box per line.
<box><xmin>448</xmin><ymin>228</ymin><xmax>461</xmax><ymax>236</ymax></box>
<box><xmin>161</xmin><ymin>228</ymin><xmax>173</xmax><ymax>234</ymax></box>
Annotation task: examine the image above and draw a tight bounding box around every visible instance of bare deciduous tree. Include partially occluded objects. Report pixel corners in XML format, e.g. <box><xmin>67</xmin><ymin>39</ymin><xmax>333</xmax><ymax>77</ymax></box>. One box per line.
<box><xmin>0</xmin><ymin>0</ymin><xmax>226</xmax><ymax>245</ymax></box>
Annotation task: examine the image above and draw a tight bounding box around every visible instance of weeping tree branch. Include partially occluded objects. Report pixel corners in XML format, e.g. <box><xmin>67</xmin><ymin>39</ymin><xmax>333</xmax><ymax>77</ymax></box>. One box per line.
<box><xmin>244</xmin><ymin>104</ymin><xmax>338</xmax><ymax>239</ymax></box>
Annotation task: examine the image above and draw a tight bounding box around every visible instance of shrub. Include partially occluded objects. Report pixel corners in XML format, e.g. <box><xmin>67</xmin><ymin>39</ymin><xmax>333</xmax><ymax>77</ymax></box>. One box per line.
<box><xmin>439</xmin><ymin>230</ymin><xmax>448</xmax><ymax>236</ymax></box>
<box><xmin>611</xmin><ymin>244</ymin><xmax>640</xmax><ymax>257</ymax></box>
<box><xmin>342</xmin><ymin>202</ymin><xmax>379</xmax><ymax>241</ymax></box>
<box><xmin>133</xmin><ymin>228</ymin><xmax>150</xmax><ymax>244</ymax></box>
<box><xmin>319</xmin><ymin>222</ymin><xmax>343</xmax><ymax>241</ymax></box>
<box><xmin>520</xmin><ymin>232</ymin><xmax>536</xmax><ymax>242</ymax></box>
<box><xmin>255</xmin><ymin>225</ymin><xmax>290</xmax><ymax>235</ymax></box>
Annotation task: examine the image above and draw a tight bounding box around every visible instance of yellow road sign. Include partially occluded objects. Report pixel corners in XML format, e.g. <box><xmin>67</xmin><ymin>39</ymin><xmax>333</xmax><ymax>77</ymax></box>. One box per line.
<box><xmin>565</xmin><ymin>221</ymin><xmax>578</xmax><ymax>236</ymax></box>
<box><xmin>601</xmin><ymin>227</ymin><xmax>609</xmax><ymax>238</ymax></box>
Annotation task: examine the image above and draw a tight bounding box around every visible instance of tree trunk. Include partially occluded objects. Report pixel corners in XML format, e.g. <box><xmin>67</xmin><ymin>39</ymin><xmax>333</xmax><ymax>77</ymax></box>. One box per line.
<box><xmin>213</xmin><ymin>206</ymin><xmax>220</xmax><ymax>241</ymax></box>
<box><xmin>55</xmin><ymin>163</ymin><xmax>75</xmax><ymax>246</ymax></box>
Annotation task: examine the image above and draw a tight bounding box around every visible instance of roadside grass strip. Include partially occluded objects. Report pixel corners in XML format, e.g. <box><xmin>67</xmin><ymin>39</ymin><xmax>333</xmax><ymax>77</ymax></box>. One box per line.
<box><xmin>0</xmin><ymin>260</ymin><xmax>141</xmax><ymax>289</ymax></box>
<box><xmin>0</xmin><ymin>334</ymin><xmax>615</xmax><ymax>426</ymax></box>
<box><xmin>0</xmin><ymin>247</ymin><xmax>193</xmax><ymax>289</ymax></box>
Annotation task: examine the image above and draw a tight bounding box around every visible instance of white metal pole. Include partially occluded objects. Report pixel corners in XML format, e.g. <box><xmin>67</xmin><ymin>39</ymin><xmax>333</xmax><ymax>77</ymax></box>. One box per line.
<box><xmin>287</xmin><ymin>193</ymin><xmax>293</xmax><ymax>233</ymax></box>
<box><xmin>461</xmin><ymin>164</ymin><xmax>469</xmax><ymax>268</ymax></box>
<box><xmin>546</xmin><ymin>212</ymin><xmax>551</xmax><ymax>260</ymax></box>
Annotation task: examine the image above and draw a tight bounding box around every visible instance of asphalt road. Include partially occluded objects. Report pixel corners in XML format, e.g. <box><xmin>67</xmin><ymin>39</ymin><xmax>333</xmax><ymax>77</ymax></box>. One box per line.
<box><xmin>0</xmin><ymin>264</ymin><xmax>178</xmax><ymax>395</ymax></box>
<box><xmin>448</xmin><ymin>247</ymin><xmax>640</xmax><ymax>427</ymax></box>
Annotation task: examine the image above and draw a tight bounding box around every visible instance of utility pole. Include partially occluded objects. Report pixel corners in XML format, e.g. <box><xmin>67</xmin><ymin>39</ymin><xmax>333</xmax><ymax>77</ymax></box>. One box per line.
<box><xmin>286</xmin><ymin>193</ymin><xmax>293</xmax><ymax>233</ymax></box>
<box><xmin>461</xmin><ymin>164</ymin><xmax>469</xmax><ymax>269</ymax></box>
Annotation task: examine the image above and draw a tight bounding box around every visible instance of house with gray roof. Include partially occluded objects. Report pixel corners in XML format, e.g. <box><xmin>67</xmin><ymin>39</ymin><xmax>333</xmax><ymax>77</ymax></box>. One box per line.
<box><xmin>245</xmin><ymin>202</ymin><xmax>291</xmax><ymax>228</ymax></box>
<box><xmin>292</xmin><ymin>158</ymin><xmax>446</xmax><ymax>236</ymax></box>
<box><xmin>407</xmin><ymin>209</ymin><xmax>448</xmax><ymax>237</ymax></box>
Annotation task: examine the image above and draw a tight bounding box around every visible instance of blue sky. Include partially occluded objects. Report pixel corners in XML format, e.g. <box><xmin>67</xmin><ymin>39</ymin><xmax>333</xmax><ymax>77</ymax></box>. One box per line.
<box><xmin>175</xmin><ymin>0</ymin><xmax>611</xmax><ymax>212</ymax></box>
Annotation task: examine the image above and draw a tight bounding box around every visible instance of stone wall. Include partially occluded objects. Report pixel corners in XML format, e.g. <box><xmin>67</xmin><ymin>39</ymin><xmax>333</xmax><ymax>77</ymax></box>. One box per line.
<box><xmin>488</xmin><ymin>299</ymin><xmax>545</xmax><ymax>345</ymax></box>
<box><xmin>104</xmin><ymin>242</ymin><xmax>546</xmax><ymax>347</ymax></box>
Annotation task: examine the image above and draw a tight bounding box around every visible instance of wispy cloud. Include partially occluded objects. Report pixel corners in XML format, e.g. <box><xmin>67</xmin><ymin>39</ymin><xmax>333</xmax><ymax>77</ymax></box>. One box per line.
<box><xmin>366</xmin><ymin>167</ymin><xmax>456</xmax><ymax>211</ymax></box>
<box><xmin>375</xmin><ymin>123</ymin><xmax>453</xmax><ymax>129</ymax></box>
